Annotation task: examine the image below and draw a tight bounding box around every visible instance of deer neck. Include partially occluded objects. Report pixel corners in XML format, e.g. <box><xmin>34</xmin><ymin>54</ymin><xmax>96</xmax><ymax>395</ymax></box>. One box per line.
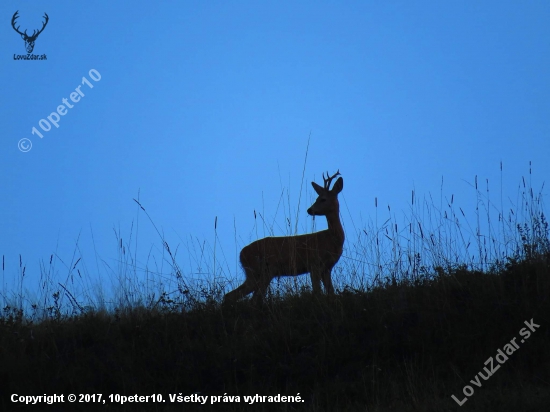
<box><xmin>324</xmin><ymin>210</ymin><xmax>345</xmax><ymax>245</ymax></box>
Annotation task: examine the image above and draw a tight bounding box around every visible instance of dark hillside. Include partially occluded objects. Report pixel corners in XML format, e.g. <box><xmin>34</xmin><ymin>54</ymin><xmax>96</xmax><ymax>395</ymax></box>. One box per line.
<box><xmin>1</xmin><ymin>252</ymin><xmax>549</xmax><ymax>411</ymax></box>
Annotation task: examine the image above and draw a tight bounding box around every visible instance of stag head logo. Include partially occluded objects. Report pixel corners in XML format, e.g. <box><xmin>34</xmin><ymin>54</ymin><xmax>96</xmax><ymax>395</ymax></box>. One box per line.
<box><xmin>11</xmin><ymin>11</ymin><xmax>49</xmax><ymax>53</ymax></box>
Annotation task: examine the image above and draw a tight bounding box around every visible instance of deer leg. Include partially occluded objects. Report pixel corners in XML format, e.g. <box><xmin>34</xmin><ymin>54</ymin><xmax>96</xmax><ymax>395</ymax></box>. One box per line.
<box><xmin>310</xmin><ymin>271</ymin><xmax>322</xmax><ymax>294</ymax></box>
<box><xmin>251</xmin><ymin>277</ymin><xmax>271</xmax><ymax>305</ymax></box>
<box><xmin>224</xmin><ymin>278</ymin><xmax>257</xmax><ymax>303</ymax></box>
<box><xmin>321</xmin><ymin>270</ymin><xmax>335</xmax><ymax>295</ymax></box>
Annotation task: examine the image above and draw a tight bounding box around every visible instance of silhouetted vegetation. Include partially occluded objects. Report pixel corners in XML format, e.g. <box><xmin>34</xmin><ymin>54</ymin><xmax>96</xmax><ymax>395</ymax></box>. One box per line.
<box><xmin>2</xmin><ymin>171</ymin><xmax>549</xmax><ymax>411</ymax></box>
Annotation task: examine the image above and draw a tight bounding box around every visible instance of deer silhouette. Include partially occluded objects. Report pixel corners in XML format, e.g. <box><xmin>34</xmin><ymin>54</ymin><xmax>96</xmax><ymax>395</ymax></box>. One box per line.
<box><xmin>224</xmin><ymin>170</ymin><xmax>345</xmax><ymax>304</ymax></box>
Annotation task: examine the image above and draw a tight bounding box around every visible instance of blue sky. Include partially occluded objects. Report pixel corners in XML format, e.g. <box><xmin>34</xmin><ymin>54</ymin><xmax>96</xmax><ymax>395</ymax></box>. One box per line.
<box><xmin>1</xmin><ymin>1</ymin><xmax>549</xmax><ymax>309</ymax></box>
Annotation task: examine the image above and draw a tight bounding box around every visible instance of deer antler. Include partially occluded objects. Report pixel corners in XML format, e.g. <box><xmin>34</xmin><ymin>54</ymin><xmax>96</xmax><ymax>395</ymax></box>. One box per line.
<box><xmin>11</xmin><ymin>11</ymin><xmax>25</xmax><ymax>36</ymax></box>
<box><xmin>33</xmin><ymin>13</ymin><xmax>49</xmax><ymax>38</ymax></box>
<box><xmin>11</xmin><ymin>11</ymin><xmax>49</xmax><ymax>39</ymax></box>
<box><xmin>322</xmin><ymin>169</ymin><xmax>340</xmax><ymax>190</ymax></box>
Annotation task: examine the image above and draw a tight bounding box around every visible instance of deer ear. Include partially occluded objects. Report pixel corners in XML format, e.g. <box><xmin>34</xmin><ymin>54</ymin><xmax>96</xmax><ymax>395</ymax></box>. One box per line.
<box><xmin>311</xmin><ymin>181</ymin><xmax>324</xmax><ymax>195</ymax></box>
<box><xmin>331</xmin><ymin>177</ymin><xmax>343</xmax><ymax>194</ymax></box>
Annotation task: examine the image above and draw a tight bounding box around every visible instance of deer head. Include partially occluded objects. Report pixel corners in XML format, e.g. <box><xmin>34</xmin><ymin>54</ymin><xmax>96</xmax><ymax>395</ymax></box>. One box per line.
<box><xmin>12</xmin><ymin>11</ymin><xmax>49</xmax><ymax>53</ymax></box>
<box><xmin>307</xmin><ymin>170</ymin><xmax>343</xmax><ymax>217</ymax></box>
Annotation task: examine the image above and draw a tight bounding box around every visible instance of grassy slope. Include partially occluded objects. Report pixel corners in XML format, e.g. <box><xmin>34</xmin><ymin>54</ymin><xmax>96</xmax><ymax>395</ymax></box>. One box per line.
<box><xmin>1</xmin><ymin>253</ymin><xmax>549</xmax><ymax>411</ymax></box>
<box><xmin>2</xmin><ymin>173</ymin><xmax>549</xmax><ymax>411</ymax></box>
